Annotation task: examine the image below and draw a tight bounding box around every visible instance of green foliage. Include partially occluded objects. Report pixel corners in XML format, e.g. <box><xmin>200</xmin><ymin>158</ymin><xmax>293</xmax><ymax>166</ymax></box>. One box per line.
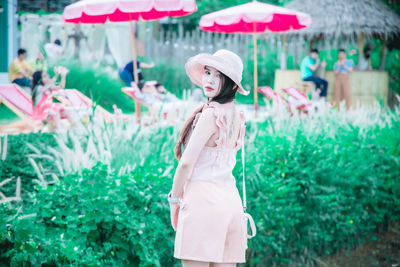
<box><xmin>316</xmin><ymin>46</ymin><xmax>358</xmax><ymax>71</ymax></box>
<box><xmin>56</xmin><ymin>61</ymin><xmax>135</xmax><ymax>113</ymax></box>
<box><xmin>385</xmin><ymin>49</ymin><xmax>400</xmax><ymax>94</ymax></box>
<box><xmin>1</xmin><ymin>163</ymin><xmax>175</xmax><ymax>266</ymax></box>
<box><xmin>0</xmin><ymin>132</ymin><xmax>58</xmax><ymax>199</ymax></box>
<box><xmin>1</xmin><ymin>107</ymin><xmax>400</xmax><ymax>265</ymax></box>
<box><xmin>242</xmin><ymin>41</ymin><xmax>280</xmax><ymax>105</ymax></box>
<box><xmin>1</xmin><ymin>124</ymin><xmax>179</xmax><ymax>266</ymax></box>
<box><xmin>140</xmin><ymin>59</ymin><xmax>192</xmax><ymax>98</ymax></box>
<box><xmin>382</xmin><ymin>0</ymin><xmax>400</xmax><ymax>16</ymax></box>
<box><xmin>243</xmin><ymin>112</ymin><xmax>400</xmax><ymax>264</ymax></box>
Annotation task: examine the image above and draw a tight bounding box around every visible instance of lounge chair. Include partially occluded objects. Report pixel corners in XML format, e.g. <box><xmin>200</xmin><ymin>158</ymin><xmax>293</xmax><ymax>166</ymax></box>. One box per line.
<box><xmin>54</xmin><ymin>89</ymin><xmax>120</xmax><ymax>123</ymax></box>
<box><xmin>122</xmin><ymin>86</ymin><xmax>152</xmax><ymax>123</ymax></box>
<box><xmin>0</xmin><ymin>84</ymin><xmax>44</xmax><ymax>129</ymax></box>
<box><xmin>258</xmin><ymin>86</ymin><xmax>292</xmax><ymax>113</ymax></box>
<box><xmin>282</xmin><ymin>86</ymin><xmax>312</xmax><ymax>113</ymax></box>
<box><xmin>259</xmin><ymin>86</ymin><xmax>314</xmax><ymax>115</ymax></box>
<box><xmin>283</xmin><ymin>86</ymin><xmax>336</xmax><ymax>114</ymax></box>
<box><xmin>0</xmin><ymin>85</ymin><xmax>113</xmax><ymax>133</ymax></box>
<box><xmin>122</xmin><ymin>85</ymin><xmax>179</xmax><ymax>123</ymax></box>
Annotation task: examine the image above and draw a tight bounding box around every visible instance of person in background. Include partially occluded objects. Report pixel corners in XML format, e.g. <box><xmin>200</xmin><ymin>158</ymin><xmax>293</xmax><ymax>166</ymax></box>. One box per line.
<box><xmin>358</xmin><ymin>44</ymin><xmax>373</xmax><ymax>71</ymax></box>
<box><xmin>118</xmin><ymin>59</ymin><xmax>155</xmax><ymax>90</ymax></box>
<box><xmin>31</xmin><ymin>68</ymin><xmax>64</xmax><ymax>107</ymax></box>
<box><xmin>8</xmin><ymin>48</ymin><xmax>33</xmax><ymax>88</ymax></box>
<box><xmin>44</xmin><ymin>39</ymin><xmax>64</xmax><ymax>63</ymax></box>
<box><xmin>300</xmin><ymin>48</ymin><xmax>328</xmax><ymax>100</ymax></box>
<box><xmin>31</xmin><ymin>67</ymin><xmax>81</xmax><ymax>131</ymax></box>
<box><xmin>333</xmin><ymin>49</ymin><xmax>354</xmax><ymax>111</ymax></box>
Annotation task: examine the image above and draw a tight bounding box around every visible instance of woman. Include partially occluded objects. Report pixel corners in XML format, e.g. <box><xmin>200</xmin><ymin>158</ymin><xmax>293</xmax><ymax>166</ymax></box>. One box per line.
<box><xmin>31</xmin><ymin>67</ymin><xmax>80</xmax><ymax>130</ymax></box>
<box><xmin>168</xmin><ymin>49</ymin><xmax>251</xmax><ymax>267</ymax></box>
<box><xmin>358</xmin><ymin>44</ymin><xmax>373</xmax><ymax>71</ymax></box>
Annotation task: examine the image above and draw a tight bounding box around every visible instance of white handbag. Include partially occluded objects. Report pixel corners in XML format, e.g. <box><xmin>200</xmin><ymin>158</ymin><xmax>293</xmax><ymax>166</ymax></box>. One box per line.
<box><xmin>241</xmin><ymin>138</ymin><xmax>256</xmax><ymax>242</ymax></box>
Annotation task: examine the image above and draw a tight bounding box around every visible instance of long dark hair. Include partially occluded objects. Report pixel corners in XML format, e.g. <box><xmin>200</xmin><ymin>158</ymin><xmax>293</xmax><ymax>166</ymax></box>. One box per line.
<box><xmin>174</xmin><ymin>69</ymin><xmax>238</xmax><ymax>160</ymax></box>
<box><xmin>31</xmin><ymin>71</ymin><xmax>43</xmax><ymax>105</ymax></box>
<box><xmin>211</xmin><ymin>73</ymin><xmax>237</xmax><ymax>104</ymax></box>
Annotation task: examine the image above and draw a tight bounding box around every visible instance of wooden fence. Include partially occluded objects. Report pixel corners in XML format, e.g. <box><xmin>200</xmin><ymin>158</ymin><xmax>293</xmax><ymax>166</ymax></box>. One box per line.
<box><xmin>144</xmin><ymin>24</ymin><xmax>251</xmax><ymax>66</ymax></box>
<box><xmin>141</xmin><ymin>22</ymin><xmax>362</xmax><ymax>68</ymax></box>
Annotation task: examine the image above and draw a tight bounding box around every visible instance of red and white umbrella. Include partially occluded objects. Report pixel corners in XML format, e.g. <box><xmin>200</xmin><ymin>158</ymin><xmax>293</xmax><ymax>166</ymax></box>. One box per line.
<box><xmin>200</xmin><ymin>1</ymin><xmax>311</xmax><ymax>110</ymax></box>
<box><xmin>63</xmin><ymin>0</ymin><xmax>196</xmax><ymax>23</ymax></box>
<box><xmin>63</xmin><ymin>0</ymin><xmax>197</xmax><ymax>84</ymax></box>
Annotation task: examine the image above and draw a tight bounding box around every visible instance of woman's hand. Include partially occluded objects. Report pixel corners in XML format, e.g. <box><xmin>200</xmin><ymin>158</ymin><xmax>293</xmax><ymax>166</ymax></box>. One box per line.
<box><xmin>59</xmin><ymin>66</ymin><xmax>69</xmax><ymax>77</ymax></box>
<box><xmin>169</xmin><ymin>202</ymin><xmax>180</xmax><ymax>231</ymax></box>
<box><xmin>54</xmin><ymin>66</ymin><xmax>69</xmax><ymax>77</ymax></box>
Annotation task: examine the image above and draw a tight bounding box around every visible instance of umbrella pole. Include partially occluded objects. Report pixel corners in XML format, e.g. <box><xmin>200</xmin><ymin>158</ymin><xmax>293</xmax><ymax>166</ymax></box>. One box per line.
<box><xmin>129</xmin><ymin>14</ymin><xmax>139</xmax><ymax>85</ymax></box>
<box><xmin>253</xmin><ymin>32</ymin><xmax>258</xmax><ymax>114</ymax></box>
<box><xmin>129</xmin><ymin>14</ymin><xmax>140</xmax><ymax>123</ymax></box>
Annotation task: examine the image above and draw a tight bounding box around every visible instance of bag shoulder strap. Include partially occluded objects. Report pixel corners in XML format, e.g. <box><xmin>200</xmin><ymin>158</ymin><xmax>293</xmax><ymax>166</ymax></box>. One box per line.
<box><xmin>242</xmin><ymin>139</ymin><xmax>246</xmax><ymax>212</ymax></box>
<box><xmin>236</xmin><ymin>110</ymin><xmax>247</xmax><ymax>211</ymax></box>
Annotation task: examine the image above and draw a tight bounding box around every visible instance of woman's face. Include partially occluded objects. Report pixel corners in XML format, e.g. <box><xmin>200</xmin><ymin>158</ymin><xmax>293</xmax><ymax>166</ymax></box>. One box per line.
<box><xmin>42</xmin><ymin>72</ymin><xmax>51</xmax><ymax>85</ymax></box>
<box><xmin>338</xmin><ymin>51</ymin><xmax>346</xmax><ymax>60</ymax></box>
<box><xmin>201</xmin><ymin>66</ymin><xmax>223</xmax><ymax>98</ymax></box>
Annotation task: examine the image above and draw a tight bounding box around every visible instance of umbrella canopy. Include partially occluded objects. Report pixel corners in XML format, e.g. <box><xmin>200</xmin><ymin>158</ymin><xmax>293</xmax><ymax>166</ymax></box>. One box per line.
<box><xmin>200</xmin><ymin>1</ymin><xmax>312</xmax><ymax>33</ymax></box>
<box><xmin>62</xmin><ymin>0</ymin><xmax>196</xmax><ymax>101</ymax></box>
<box><xmin>199</xmin><ymin>1</ymin><xmax>311</xmax><ymax>112</ymax></box>
<box><xmin>63</xmin><ymin>0</ymin><xmax>197</xmax><ymax>23</ymax></box>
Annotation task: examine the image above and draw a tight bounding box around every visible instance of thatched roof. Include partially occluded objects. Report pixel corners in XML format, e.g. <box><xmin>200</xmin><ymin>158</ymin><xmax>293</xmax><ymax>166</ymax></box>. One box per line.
<box><xmin>282</xmin><ymin>0</ymin><xmax>400</xmax><ymax>39</ymax></box>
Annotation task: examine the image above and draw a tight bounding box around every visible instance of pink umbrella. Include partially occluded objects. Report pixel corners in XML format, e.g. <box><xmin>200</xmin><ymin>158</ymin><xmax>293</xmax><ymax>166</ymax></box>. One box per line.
<box><xmin>200</xmin><ymin>1</ymin><xmax>311</xmax><ymax>111</ymax></box>
<box><xmin>63</xmin><ymin>0</ymin><xmax>197</xmax><ymax>84</ymax></box>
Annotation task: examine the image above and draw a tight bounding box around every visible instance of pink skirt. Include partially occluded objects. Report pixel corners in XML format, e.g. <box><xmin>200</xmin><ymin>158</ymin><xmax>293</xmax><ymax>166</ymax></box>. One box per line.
<box><xmin>174</xmin><ymin>179</ymin><xmax>247</xmax><ymax>263</ymax></box>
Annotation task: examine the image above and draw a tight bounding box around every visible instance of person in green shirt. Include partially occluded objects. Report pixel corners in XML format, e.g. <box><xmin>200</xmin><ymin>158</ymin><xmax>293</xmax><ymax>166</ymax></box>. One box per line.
<box><xmin>300</xmin><ymin>48</ymin><xmax>328</xmax><ymax>99</ymax></box>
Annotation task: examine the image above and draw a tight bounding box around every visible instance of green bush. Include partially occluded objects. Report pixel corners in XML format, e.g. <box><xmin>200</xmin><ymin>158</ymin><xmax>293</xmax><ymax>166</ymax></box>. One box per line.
<box><xmin>243</xmin><ymin>112</ymin><xmax>400</xmax><ymax>265</ymax></box>
<box><xmin>241</xmin><ymin>41</ymin><xmax>279</xmax><ymax>105</ymax></box>
<box><xmin>0</xmin><ymin>132</ymin><xmax>58</xmax><ymax>199</ymax></box>
<box><xmin>55</xmin><ymin>61</ymin><xmax>135</xmax><ymax>113</ymax></box>
<box><xmin>1</xmin><ymin>108</ymin><xmax>399</xmax><ymax>266</ymax></box>
<box><xmin>140</xmin><ymin>59</ymin><xmax>192</xmax><ymax>98</ymax></box>
<box><xmin>1</xmin><ymin>124</ymin><xmax>178</xmax><ymax>266</ymax></box>
<box><xmin>1</xmin><ymin>163</ymin><xmax>174</xmax><ymax>266</ymax></box>
<box><xmin>386</xmin><ymin>49</ymin><xmax>400</xmax><ymax>95</ymax></box>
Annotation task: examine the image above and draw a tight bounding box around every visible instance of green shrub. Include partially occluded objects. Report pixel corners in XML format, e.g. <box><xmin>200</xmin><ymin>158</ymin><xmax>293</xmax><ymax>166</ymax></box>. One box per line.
<box><xmin>1</xmin><ymin>108</ymin><xmax>399</xmax><ymax>266</ymax></box>
<box><xmin>55</xmin><ymin>61</ymin><xmax>135</xmax><ymax>113</ymax></box>
<box><xmin>243</xmin><ymin>111</ymin><xmax>400</xmax><ymax>265</ymax></box>
<box><xmin>140</xmin><ymin>59</ymin><xmax>192</xmax><ymax>98</ymax></box>
<box><xmin>1</xmin><ymin>163</ymin><xmax>174</xmax><ymax>266</ymax></box>
<box><xmin>386</xmin><ymin>49</ymin><xmax>400</xmax><ymax>95</ymax></box>
<box><xmin>0</xmin><ymin>132</ymin><xmax>58</xmax><ymax>199</ymax></box>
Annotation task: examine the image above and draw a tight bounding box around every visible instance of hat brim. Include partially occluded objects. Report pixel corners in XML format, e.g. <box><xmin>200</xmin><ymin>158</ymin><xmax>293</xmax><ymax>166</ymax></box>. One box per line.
<box><xmin>185</xmin><ymin>53</ymin><xmax>250</xmax><ymax>96</ymax></box>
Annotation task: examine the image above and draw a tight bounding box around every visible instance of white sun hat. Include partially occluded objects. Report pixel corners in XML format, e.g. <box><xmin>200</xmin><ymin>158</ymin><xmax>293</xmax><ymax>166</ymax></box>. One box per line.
<box><xmin>185</xmin><ymin>49</ymin><xmax>250</xmax><ymax>96</ymax></box>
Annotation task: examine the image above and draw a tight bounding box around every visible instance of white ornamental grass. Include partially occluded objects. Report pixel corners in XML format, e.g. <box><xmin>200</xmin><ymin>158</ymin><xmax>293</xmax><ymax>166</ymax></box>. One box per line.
<box><xmin>25</xmin><ymin>102</ymin><xmax>399</xmax><ymax>180</ymax></box>
<box><xmin>1</xmin><ymin>134</ymin><xmax>7</xmax><ymax>161</ymax></box>
<box><xmin>27</xmin><ymin>118</ymin><xmax>179</xmax><ymax>177</ymax></box>
<box><xmin>247</xmin><ymin>102</ymin><xmax>399</xmax><ymax>143</ymax></box>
